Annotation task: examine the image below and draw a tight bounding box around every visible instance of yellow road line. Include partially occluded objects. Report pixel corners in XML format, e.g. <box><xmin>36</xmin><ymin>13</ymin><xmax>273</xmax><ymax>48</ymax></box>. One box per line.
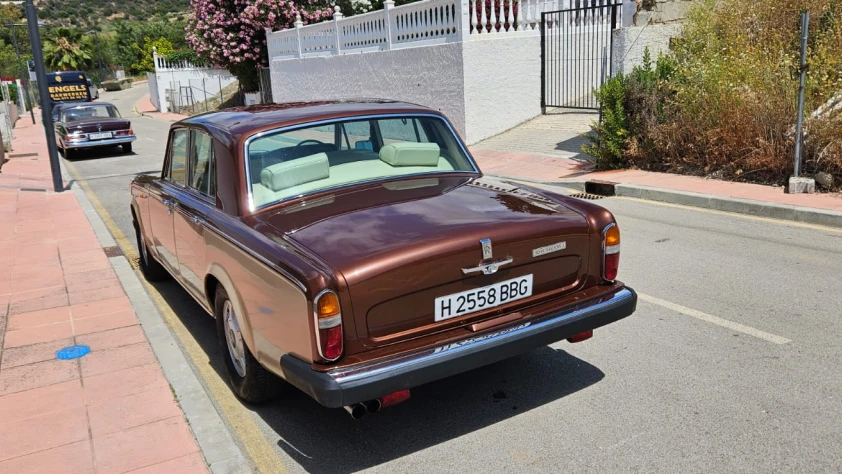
<box><xmin>64</xmin><ymin>161</ymin><xmax>288</xmax><ymax>474</ymax></box>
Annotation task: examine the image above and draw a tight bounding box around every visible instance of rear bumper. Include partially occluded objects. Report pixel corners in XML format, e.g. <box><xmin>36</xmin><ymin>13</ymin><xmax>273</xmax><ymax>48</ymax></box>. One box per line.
<box><xmin>281</xmin><ymin>286</ymin><xmax>637</xmax><ymax>408</ymax></box>
<box><xmin>64</xmin><ymin>136</ymin><xmax>136</xmax><ymax>149</ymax></box>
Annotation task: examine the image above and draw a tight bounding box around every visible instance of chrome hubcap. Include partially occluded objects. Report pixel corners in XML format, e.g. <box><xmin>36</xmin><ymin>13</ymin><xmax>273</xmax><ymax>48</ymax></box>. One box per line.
<box><xmin>139</xmin><ymin>231</ymin><xmax>148</xmax><ymax>263</ymax></box>
<box><xmin>223</xmin><ymin>300</ymin><xmax>246</xmax><ymax>377</ymax></box>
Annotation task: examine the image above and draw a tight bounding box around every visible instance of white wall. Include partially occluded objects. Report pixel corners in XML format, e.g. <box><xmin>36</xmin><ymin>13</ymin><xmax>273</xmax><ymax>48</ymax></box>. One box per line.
<box><xmin>270</xmin><ymin>43</ymin><xmax>468</xmax><ymax>139</ymax></box>
<box><xmin>611</xmin><ymin>23</ymin><xmax>682</xmax><ymax>75</ymax></box>
<box><xmin>153</xmin><ymin>68</ymin><xmax>236</xmax><ymax>113</ymax></box>
<box><xmin>463</xmin><ymin>35</ymin><xmax>541</xmax><ymax>144</ymax></box>
<box><xmin>147</xmin><ymin>72</ymin><xmax>160</xmax><ymax>112</ymax></box>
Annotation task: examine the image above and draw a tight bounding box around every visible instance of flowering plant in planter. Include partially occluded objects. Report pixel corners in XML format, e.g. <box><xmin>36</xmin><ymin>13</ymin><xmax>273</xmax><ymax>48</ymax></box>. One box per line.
<box><xmin>185</xmin><ymin>0</ymin><xmax>332</xmax><ymax>92</ymax></box>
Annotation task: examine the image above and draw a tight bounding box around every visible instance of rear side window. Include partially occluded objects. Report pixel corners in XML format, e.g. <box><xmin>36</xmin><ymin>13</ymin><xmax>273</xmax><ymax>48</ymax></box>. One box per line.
<box><xmin>168</xmin><ymin>129</ymin><xmax>188</xmax><ymax>184</ymax></box>
<box><xmin>188</xmin><ymin>130</ymin><xmax>215</xmax><ymax>198</ymax></box>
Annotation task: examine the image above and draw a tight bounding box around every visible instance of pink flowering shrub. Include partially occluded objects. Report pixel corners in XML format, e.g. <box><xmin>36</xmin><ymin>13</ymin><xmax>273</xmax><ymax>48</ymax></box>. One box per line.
<box><xmin>186</xmin><ymin>0</ymin><xmax>332</xmax><ymax>91</ymax></box>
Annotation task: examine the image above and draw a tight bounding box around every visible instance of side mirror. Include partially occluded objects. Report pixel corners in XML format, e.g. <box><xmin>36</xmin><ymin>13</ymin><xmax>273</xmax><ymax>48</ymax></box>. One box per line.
<box><xmin>354</xmin><ymin>140</ymin><xmax>373</xmax><ymax>151</ymax></box>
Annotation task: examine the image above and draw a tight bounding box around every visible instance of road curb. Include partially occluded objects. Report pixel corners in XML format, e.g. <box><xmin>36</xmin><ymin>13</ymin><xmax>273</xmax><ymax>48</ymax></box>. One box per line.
<box><xmin>63</xmin><ymin>165</ymin><xmax>254</xmax><ymax>473</ymax></box>
<box><xmin>497</xmin><ymin>175</ymin><xmax>842</xmax><ymax>228</ymax></box>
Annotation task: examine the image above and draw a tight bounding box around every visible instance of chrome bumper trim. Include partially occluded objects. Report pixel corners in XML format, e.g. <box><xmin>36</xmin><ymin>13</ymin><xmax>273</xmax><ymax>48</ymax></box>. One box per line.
<box><xmin>66</xmin><ymin>136</ymin><xmax>136</xmax><ymax>149</ymax></box>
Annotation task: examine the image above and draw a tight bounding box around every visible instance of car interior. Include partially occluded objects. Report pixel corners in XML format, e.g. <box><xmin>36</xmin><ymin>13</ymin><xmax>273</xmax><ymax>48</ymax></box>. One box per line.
<box><xmin>248</xmin><ymin>117</ymin><xmax>473</xmax><ymax>208</ymax></box>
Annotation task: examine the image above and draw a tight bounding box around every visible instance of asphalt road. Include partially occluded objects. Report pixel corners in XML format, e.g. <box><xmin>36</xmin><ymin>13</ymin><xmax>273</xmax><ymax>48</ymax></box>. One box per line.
<box><xmin>64</xmin><ymin>87</ymin><xmax>842</xmax><ymax>473</ymax></box>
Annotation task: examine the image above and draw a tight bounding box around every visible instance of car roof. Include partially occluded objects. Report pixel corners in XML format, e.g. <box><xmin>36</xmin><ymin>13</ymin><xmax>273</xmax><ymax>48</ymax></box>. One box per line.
<box><xmin>176</xmin><ymin>100</ymin><xmax>445</xmax><ymax>139</ymax></box>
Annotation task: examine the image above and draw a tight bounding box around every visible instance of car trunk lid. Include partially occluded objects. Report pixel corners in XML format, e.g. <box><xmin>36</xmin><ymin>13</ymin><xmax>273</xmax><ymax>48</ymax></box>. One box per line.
<box><xmin>267</xmin><ymin>177</ymin><xmax>592</xmax><ymax>348</ymax></box>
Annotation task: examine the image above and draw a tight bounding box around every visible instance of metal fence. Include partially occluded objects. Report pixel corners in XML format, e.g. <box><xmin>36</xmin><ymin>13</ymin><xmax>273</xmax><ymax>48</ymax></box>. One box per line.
<box><xmin>167</xmin><ymin>77</ymin><xmax>241</xmax><ymax>115</ymax></box>
<box><xmin>541</xmin><ymin>1</ymin><xmax>620</xmax><ymax>110</ymax></box>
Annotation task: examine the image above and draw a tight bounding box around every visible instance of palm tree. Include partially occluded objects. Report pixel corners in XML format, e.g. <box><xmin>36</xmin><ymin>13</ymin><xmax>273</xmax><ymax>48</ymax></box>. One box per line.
<box><xmin>42</xmin><ymin>27</ymin><xmax>92</xmax><ymax>71</ymax></box>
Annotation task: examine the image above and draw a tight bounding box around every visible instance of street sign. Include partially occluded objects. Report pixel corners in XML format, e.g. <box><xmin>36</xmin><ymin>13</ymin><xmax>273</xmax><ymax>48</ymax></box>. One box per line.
<box><xmin>27</xmin><ymin>60</ymin><xmax>36</xmax><ymax>82</ymax></box>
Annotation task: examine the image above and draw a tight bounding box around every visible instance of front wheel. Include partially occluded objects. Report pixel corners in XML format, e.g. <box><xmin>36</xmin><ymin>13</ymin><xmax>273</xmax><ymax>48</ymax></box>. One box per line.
<box><xmin>215</xmin><ymin>286</ymin><xmax>281</xmax><ymax>403</ymax></box>
<box><xmin>122</xmin><ymin>143</ymin><xmax>133</xmax><ymax>154</ymax></box>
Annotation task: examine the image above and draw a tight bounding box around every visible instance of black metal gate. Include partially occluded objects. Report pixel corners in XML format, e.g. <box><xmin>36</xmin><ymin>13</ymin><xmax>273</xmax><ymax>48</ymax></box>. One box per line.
<box><xmin>541</xmin><ymin>1</ymin><xmax>621</xmax><ymax>110</ymax></box>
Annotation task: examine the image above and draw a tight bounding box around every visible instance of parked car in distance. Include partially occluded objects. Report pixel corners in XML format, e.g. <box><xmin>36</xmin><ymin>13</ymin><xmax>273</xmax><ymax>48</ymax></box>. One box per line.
<box><xmin>130</xmin><ymin>101</ymin><xmax>637</xmax><ymax>418</ymax></box>
<box><xmin>87</xmin><ymin>79</ymin><xmax>99</xmax><ymax>100</ymax></box>
<box><xmin>54</xmin><ymin>102</ymin><xmax>136</xmax><ymax>159</ymax></box>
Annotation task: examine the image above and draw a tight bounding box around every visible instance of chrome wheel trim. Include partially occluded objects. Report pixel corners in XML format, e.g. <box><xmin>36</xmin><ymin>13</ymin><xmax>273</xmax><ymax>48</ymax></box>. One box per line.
<box><xmin>224</xmin><ymin>300</ymin><xmax>247</xmax><ymax>378</ymax></box>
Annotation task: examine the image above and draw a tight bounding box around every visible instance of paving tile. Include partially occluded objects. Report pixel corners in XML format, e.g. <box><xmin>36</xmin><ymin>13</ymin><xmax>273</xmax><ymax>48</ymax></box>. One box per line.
<box><xmin>1</xmin><ymin>337</ymin><xmax>74</xmax><ymax>368</ymax></box>
<box><xmin>0</xmin><ymin>406</ymin><xmax>88</xmax><ymax>461</ymax></box>
<box><xmin>73</xmin><ymin>310</ymin><xmax>138</xmax><ymax>337</ymax></box>
<box><xmin>83</xmin><ymin>363</ymin><xmax>170</xmax><ymax>405</ymax></box>
<box><xmin>93</xmin><ymin>417</ymin><xmax>199</xmax><ymax>474</ymax></box>
<box><xmin>0</xmin><ymin>358</ymin><xmax>81</xmax><ymax>396</ymax></box>
<box><xmin>69</xmin><ymin>285</ymin><xmax>127</xmax><ymax>306</ymax></box>
<box><xmin>7</xmin><ymin>306</ymin><xmax>71</xmax><ymax>331</ymax></box>
<box><xmin>62</xmin><ymin>258</ymin><xmax>113</xmax><ymax>274</ymax></box>
<box><xmin>65</xmin><ymin>267</ymin><xmax>117</xmax><ymax>285</ymax></box>
<box><xmin>60</xmin><ymin>249</ymin><xmax>107</xmax><ymax>266</ymax></box>
<box><xmin>7</xmin><ymin>293</ymin><xmax>68</xmax><ymax>315</ymax></box>
<box><xmin>66</xmin><ymin>276</ymin><xmax>121</xmax><ymax>294</ymax></box>
<box><xmin>76</xmin><ymin>325</ymin><xmax>146</xmax><ymax>351</ymax></box>
<box><xmin>0</xmin><ymin>439</ymin><xmax>94</xmax><ymax>474</ymax></box>
<box><xmin>80</xmin><ymin>342</ymin><xmax>157</xmax><ymax>378</ymax></box>
<box><xmin>58</xmin><ymin>237</ymin><xmax>103</xmax><ymax>254</ymax></box>
<box><xmin>14</xmin><ymin>218</ymin><xmax>53</xmax><ymax>234</ymax></box>
<box><xmin>70</xmin><ymin>297</ymin><xmax>133</xmax><ymax>320</ymax></box>
<box><xmin>11</xmin><ymin>264</ymin><xmax>65</xmax><ymax>283</ymax></box>
<box><xmin>0</xmin><ymin>379</ymin><xmax>84</xmax><ymax>424</ymax></box>
<box><xmin>8</xmin><ymin>286</ymin><xmax>67</xmax><ymax>304</ymax></box>
<box><xmin>126</xmin><ymin>451</ymin><xmax>207</xmax><ymax>474</ymax></box>
<box><xmin>4</xmin><ymin>321</ymin><xmax>74</xmax><ymax>348</ymax></box>
<box><xmin>88</xmin><ymin>385</ymin><xmax>182</xmax><ymax>438</ymax></box>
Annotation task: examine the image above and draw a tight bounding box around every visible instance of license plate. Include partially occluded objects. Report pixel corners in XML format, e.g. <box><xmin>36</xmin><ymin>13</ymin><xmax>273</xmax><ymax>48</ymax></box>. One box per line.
<box><xmin>88</xmin><ymin>132</ymin><xmax>111</xmax><ymax>140</ymax></box>
<box><xmin>434</xmin><ymin>274</ymin><xmax>534</xmax><ymax>322</ymax></box>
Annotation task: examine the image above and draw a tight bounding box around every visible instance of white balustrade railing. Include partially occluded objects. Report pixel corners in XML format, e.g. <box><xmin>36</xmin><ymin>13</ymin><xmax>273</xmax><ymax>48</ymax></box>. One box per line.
<box><xmin>266</xmin><ymin>0</ymin><xmax>623</xmax><ymax>60</ymax></box>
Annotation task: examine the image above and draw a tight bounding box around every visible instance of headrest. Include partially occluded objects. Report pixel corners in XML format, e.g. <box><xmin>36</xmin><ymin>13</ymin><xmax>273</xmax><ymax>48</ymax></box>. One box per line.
<box><xmin>260</xmin><ymin>153</ymin><xmax>329</xmax><ymax>191</ymax></box>
<box><xmin>379</xmin><ymin>142</ymin><xmax>440</xmax><ymax>167</ymax></box>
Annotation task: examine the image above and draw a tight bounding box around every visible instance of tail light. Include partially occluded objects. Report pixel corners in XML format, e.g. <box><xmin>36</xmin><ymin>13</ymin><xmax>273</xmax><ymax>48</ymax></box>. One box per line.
<box><xmin>314</xmin><ymin>290</ymin><xmax>343</xmax><ymax>361</ymax></box>
<box><xmin>603</xmin><ymin>223</ymin><xmax>620</xmax><ymax>281</ymax></box>
<box><xmin>115</xmin><ymin>129</ymin><xmax>134</xmax><ymax>136</ymax></box>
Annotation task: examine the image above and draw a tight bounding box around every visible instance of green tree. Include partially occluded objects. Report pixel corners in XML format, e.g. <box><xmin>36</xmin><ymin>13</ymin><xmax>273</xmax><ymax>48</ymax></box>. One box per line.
<box><xmin>131</xmin><ymin>37</ymin><xmax>173</xmax><ymax>74</ymax></box>
<box><xmin>42</xmin><ymin>27</ymin><xmax>93</xmax><ymax>71</ymax></box>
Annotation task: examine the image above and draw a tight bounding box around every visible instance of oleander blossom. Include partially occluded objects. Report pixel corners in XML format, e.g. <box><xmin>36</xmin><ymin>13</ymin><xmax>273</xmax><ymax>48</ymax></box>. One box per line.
<box><xmin>185</xmin><ymin>0</ymin><xmax>331</xmax><ymax>90</ymax></box>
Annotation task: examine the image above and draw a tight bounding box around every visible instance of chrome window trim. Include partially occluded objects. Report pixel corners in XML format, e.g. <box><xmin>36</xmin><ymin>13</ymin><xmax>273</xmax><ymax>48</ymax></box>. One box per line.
<box><xmin>313</xmin><ymin>289</ymin><xmax>343</xmax><ymax>362</ymax></box>
<box><xmin>242</xmin><ymin>113</ymin><xmax>480</xmax><ymax>213</ymax></box>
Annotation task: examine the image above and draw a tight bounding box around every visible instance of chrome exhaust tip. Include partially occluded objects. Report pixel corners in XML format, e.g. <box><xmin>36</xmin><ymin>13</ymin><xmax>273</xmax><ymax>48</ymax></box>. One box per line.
<box><xmin>344</xmin><ymin>403</ymin><xmax>366</xmax><ymax>419</ymax></box>
<box><xmin>362</xmin><ymin>399</ymin><xmax>382</xmax><ymax>414</ymax></box>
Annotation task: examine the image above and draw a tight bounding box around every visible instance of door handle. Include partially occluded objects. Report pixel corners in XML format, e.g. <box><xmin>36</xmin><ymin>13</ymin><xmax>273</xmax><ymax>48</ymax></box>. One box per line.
<box><xmin>191</xmin><ymin>215</ymin><xmax>205</xmax><ymax>226</ymax></box>
<box><xmin>162</xmin><ymin>198</ymin><xmax>175</xmax><ymax>207</ymax></box>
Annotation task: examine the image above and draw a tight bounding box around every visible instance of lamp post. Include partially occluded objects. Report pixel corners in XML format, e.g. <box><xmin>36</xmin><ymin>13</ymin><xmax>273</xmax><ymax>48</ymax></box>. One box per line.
<box><xmin>8</xmin><ymin>21</ymin><xmax>38</xmax><ymax>124</ymax></box>
<box><xmin>25</xmin><ymin>0</ymin><xmax>63</xmax><ymax>193</ymax></box>
<box><xmin>85</xmin><ymin>29</ymin><xmax>105</xmax><ymax>84</ymax></box>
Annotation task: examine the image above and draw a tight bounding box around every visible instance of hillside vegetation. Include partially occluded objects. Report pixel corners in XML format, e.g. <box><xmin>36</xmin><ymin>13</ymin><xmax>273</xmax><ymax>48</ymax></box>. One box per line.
<box><xmin>36</xmin><ymin>0</ymin><xmax>190</xmax><ymax>28</ymax></box>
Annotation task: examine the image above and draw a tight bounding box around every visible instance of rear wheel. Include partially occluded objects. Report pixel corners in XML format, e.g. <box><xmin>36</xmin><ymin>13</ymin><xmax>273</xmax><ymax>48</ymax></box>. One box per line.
<box><xmin>122</xmin><ymin>143</ymin><xmax>133</xmax><ymax>154</ymax></box>
<box><xmin>215</xmin><ymin>286</ymin><xmax>281</xmax><ymax>403</ymax></box>
<box><xmin>134</xmin><ymin>221</ymin><xmax>169</xmax><ymax>281</ymax></box>
<box><xmin>64</xmin><ymin>148</ymin><xmax>75</xmax><ymax>160</ymax></box>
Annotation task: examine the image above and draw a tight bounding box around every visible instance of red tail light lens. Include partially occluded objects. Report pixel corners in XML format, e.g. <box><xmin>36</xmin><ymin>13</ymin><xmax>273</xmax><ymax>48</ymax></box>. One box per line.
<box><xmin>567</xmin><ymin>330</ymin><xmax>593</xmax><ymax>343</ymax></box>
<box><xmin>379</xmin><ymin>389</ymin><xmax>411</xmax><ymax>408</ymax></box>
<box><xmin>603</xmin><ymin>223</ymin><xmax>620</xmax><ymax>281</ymax></box>
<box><xmin>314</xmin><ymin>290</ymin><xmax>343</xmax><ymax>361</ymax></box>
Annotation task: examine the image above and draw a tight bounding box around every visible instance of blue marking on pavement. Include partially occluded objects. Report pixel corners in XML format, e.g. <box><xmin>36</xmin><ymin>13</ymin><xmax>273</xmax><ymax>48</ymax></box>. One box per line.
<box><xmin>56</xmin><ymin>345</ymin><xmax>91</xmax><ymax>360</ymax></box>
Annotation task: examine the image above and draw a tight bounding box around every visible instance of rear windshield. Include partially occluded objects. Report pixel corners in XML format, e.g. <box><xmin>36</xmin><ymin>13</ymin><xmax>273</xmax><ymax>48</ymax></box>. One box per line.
<box><xmin>62</xmin><ymin>105</ymin><xmax>121</xmax><ymax>122</ymax></box>
<box><xmin>246</xmin><ymin>115</ymin><xmax>476</xmax><ymax>209</ymax></box>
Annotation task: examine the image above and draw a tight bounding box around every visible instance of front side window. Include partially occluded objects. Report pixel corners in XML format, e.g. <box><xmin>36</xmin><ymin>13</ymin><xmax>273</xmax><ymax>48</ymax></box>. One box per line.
<box><xmin>188</xmin><ymin>130</ymin><xmax>215</xmax><ymax>198</ymax></box>
<box><xmin>168</xmin><ymin>129</ymin><xmax>188</xmax><ymax>185</ymax></box>
<box><xmin>246</xmin><ymin>115</ymin><xmax>475</xmax><ymax>209</ymax></box>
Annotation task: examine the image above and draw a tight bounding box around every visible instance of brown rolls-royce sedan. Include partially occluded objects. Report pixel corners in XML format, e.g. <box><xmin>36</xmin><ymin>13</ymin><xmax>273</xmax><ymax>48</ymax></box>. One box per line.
<box><xmin>130</xmin><ymin>101</ymin><xmax>636</xmax><ymax>418</ymax></box>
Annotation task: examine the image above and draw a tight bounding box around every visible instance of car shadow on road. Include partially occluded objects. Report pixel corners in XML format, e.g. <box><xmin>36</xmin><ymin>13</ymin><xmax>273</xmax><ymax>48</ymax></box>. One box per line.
<box><xmin>62</xmin><ymin>146</ymin><xmax>135</xmax><ymax>161</ymax></box>
<box><xmin>147</xmin><ymin>279</ymin><xmax>605</xmax><ymax>473</ymax></box>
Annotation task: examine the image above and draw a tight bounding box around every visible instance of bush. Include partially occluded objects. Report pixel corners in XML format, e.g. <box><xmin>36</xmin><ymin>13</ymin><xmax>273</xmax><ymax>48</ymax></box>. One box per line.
<box><xmin>585</xmin><ymin>0</ymin><xmax>842</xmax><ymax>189</ymax></box>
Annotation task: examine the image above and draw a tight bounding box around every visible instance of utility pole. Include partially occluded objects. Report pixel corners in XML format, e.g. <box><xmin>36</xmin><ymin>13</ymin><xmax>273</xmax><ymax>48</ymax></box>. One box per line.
<box><xmin>25</xmin><ymin>0</ymin><xmax>63</xmax><ymax>193</ymax></box>
<box><xmin>788</xmin><ymin>11</ymin><xmax>815</xmax><ymax>194</ymax></box>
<box><xmin>8</xmin><ymin>21</ymin><xmax>36</xmax><ymax>124</ymax></box>
<box><xmin>86</xmin><ymin>29</ymin><xmax>105</xmax><ymax>83</ymax></box>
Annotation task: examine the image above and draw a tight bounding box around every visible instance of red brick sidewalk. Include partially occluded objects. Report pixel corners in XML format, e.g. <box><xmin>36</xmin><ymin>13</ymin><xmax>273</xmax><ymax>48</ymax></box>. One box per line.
<box><xmin>0</xmin><ymin>118</ymin><xmax>206</xmax><ymax>472</ymax></box>
<box><xmin>471</xmin><ymin>150</ymin><xmax>842</xmax><ymax>213</ymax></box>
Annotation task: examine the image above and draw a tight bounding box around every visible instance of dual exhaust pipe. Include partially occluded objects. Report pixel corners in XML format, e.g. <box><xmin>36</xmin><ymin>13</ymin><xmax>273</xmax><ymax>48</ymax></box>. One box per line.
<box><xmin>343</xmin><ymin>389</ymin><xmax>410</xmax><ymax>419</ymax></box>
